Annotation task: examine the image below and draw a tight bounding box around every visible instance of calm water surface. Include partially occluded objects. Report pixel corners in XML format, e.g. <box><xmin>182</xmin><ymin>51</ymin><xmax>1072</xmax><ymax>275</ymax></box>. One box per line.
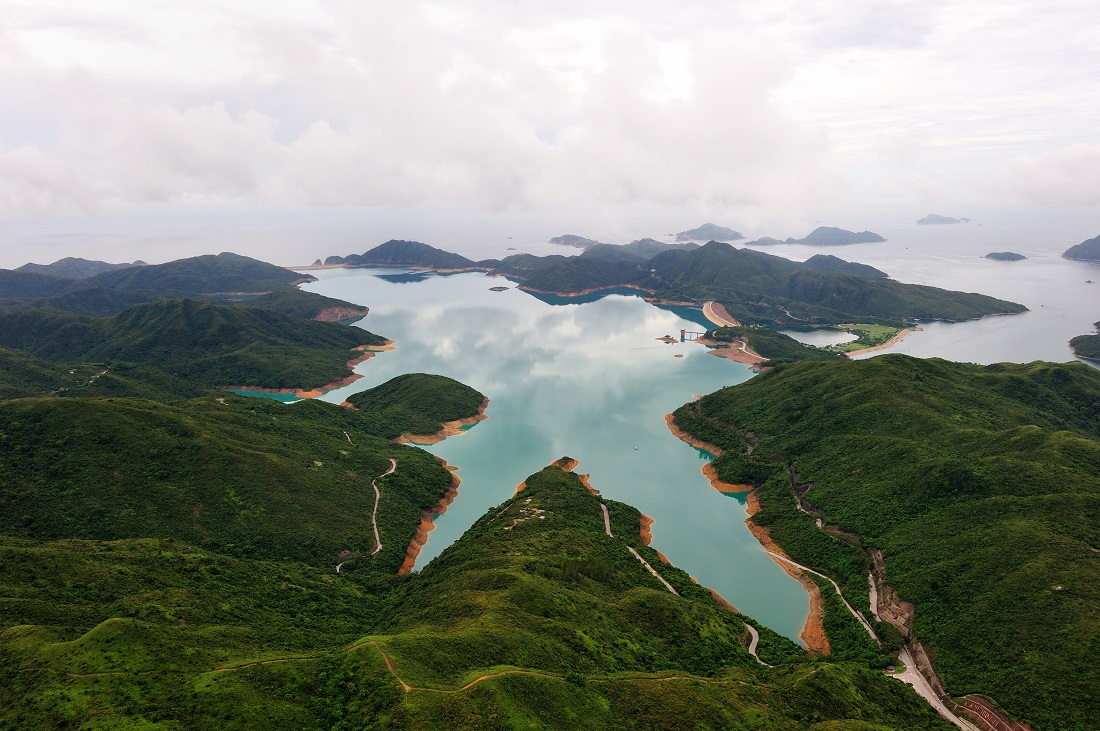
<box><xmin>303</xmin><ymin>268</ymin><xmax>812</xmax><ymax>641</ymax></box>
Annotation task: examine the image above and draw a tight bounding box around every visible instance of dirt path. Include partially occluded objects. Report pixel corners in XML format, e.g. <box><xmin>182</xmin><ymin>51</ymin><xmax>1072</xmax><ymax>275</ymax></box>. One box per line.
<box><xmin>600</xmin><ymin>503</ymin><xmax>612</xmax><ymax>536</ymax></box>
<box><xmin>744</xmin><ymin>625</ymin><xmax>770</xmax><ymax>667</ymax></box>
<box><xmin>626</xmin><ymin>546</ymin><xmax>680</xmax><ymax>596</ymax></box>
<box><xmin>895</xmin><ymin>647</ymin><xmax>981</xmax><ymax>731</ymax></box>
<box><xmin>337</xmin><ymin>459</ymin><xmax>396</xmax><ymax>572</ymax></box>
<box><xmin>371</xmin><ymin>459</ymin><xmax>397</xmax><ymax>555</ymax></box>
<box><xmin>764</xmin><ymin>551</ymin><xmax>878</xmax><ymax>642</ymax></box>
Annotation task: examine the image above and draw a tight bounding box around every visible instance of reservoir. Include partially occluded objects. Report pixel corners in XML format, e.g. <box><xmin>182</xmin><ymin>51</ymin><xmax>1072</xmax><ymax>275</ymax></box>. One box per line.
<box><xmin>303</xmin><ymin>268</ymin><xmax>813</xmax><ymax>642</ymax></box>
<box><xmin>298</xmin><ymin>221</ymin><xmax>1098</xmax><ymax>644</ymax></box>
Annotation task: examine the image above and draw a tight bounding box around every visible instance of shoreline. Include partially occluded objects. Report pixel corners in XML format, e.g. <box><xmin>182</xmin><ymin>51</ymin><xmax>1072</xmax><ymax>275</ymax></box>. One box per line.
<box><xmin>518</xmin><ymin>283</ymin><xmax>656</xmax><ymax>297</ymax></box>
<box><xmin>639</xmin><ymin>515</ymin><xmax>654</xmax><ymax>545</ymax></box>
<box><xmin>844</xmin><ymin>328</ymin><xmax>913</xmax><ymax>358</ymax></box>
<box><xmin>702</xmin><ymin>463</ymin><xmax>753</xmax><ymax>495</ymax></box>
<box><xmin>395</xmin><ymin>397</ymin><xmax>490</xmax><ymax>445</ymax></box>
<box><xmin>695</xmin><ymin>337</ymin><xmax>768</xmax><ymax>370</ymax></box>
<box><xmin>398</xmin><ymin>458</ymin><xmax>460</xmax><ymax>574</ymax></box>
<box><xmin>663</xmin><ymin>413</ymin><xmax>723</xmax><ymax>457</ymax></box>
<box><xmin>744</xmin><ymin>492</ymin><xmax>829</xmax><ymax>654</ymax></box>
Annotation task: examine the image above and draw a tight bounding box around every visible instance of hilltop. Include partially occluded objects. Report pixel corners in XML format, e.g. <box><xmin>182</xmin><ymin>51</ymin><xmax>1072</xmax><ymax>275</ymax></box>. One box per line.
<box><xmin>326</xmin><ymin>240</ymin><xmax>480</xmax><ymax>270</ymax></box>
<box><xmin>675</xmin><ymin>223</ymin><xmax>744</xmax><ymax>242</ymax></box>
<box><xmin>789</xmin><ymin>227</ymin><xmax>886</xmax><ymax>245</ymax></box>
<box><xmin>549</xmin><ymin>234</ymin><xmax>602</xmax><ymax>248</ymax></box>
<box><xmin>15</xmin><ymin>256</ymin><xmax>138</xmax><ymax>278</ymax></box>
<box><xmin>672</xmin><ymin>354</ymin><xmax>1100</xmax><ymax>731</ymax></box>
<box><xmin>917</xmin><ymin>214</ymin><xmax>968</xmax><ymax>225</ymax></box>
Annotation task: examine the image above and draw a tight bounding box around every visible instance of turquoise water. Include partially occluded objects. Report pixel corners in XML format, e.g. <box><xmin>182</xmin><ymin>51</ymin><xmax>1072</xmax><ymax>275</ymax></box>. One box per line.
<box><xmin>300</xmin><ymin>267</ymin><xmax>812</xmax><ymax>642</ymax></box>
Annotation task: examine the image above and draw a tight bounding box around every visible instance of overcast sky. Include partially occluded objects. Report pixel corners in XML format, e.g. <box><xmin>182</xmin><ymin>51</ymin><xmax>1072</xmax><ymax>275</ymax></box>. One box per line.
<box><xmin>1</xmin><ymin>0</ymin><xmax>1098</xmax><ymax>266</ymax></box>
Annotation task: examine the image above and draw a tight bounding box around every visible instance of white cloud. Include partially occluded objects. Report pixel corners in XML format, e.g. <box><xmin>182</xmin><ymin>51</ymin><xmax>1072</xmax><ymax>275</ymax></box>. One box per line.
<box><xmin>990</xmin><ymin>144</ymin><xmax>1100</xmax><ymax>207</ymax></box>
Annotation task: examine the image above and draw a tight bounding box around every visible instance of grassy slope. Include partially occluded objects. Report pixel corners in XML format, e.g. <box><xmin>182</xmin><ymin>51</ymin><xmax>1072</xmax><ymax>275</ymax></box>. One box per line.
<box><xmin>66</xmin><ymin>251</ymin><xmax>312</xmax><ymax>293</ymax></box>
<box><xmin>0</xmin><ymin>463</ymin><xmax>953</xmax><ymax>730</ymax></box>
<box><xmin>0</xmin><ymin>299</ymin><xmax>385</xmax><ymax>390</ymax></box>
<box><xmin>672</xmin><ymin>355</ymin><xmax>1100</xmax><ymax>730</ymax></box>
<box><xmin>346</xmin><ymin>373</ymin><xmax>486</xmax><ymax>438</ymax></box>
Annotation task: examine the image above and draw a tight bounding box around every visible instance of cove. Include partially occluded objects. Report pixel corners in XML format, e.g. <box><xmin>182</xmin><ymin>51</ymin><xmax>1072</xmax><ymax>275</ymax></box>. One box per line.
<box><xmin>302</xmin><ymin>267</ymin><xmax>812</xmax><ymax>642</ymax></box>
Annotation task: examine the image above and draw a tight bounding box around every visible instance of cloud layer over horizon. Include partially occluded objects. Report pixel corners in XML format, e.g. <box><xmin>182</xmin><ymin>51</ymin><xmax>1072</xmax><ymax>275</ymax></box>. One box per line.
<box><xmin>1</xmin><ymin>0</ymin><xmax>1098</xmax><ymax>230</ymax></box>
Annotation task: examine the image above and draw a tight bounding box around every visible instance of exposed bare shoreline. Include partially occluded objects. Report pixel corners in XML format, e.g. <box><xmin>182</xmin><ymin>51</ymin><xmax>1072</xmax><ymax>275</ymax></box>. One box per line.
<box><xmin>395</xmin><ymin>397</ymin><xmax>490</xmax><ymax>445</ymax></box>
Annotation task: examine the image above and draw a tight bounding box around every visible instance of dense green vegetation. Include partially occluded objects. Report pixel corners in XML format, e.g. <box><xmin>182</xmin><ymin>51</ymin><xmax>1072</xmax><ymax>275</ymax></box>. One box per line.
<box><xmin>0</xmin><ymin>320</ymin><xmax>954</xmax><ymax>729</ymax></box>
<box><xmin>828</xmin><ymin>323</ymin><xmax>903</xmax><ymax>353</ymax></box>
<box><xmin>706</xmin><ymin>325</ymin><xmax>844</xmax><ymax>366</ymax></box>
<box><xmin>787</xmin><ymin>227</ymin><xmax>885</xmax><ymax>245</ymax></box>
<box><xmin>67</xmin><ymin>251</ymin><xmax>313</xmax><ymax>293</ymax></box>
<box><xmin>0</xmin><ymin>299</ymin><xmax>384</xmax><ymax>390</ymax></box>
<box><xmin>242</xmin><ymin>287</ymin><xmax>370</xmax><ymax>321</ymax></box>
<box><xmin>347</xmin><ymin>373</ymin><xmax>486</xmax><ymax>438</ymax></box>
<box><xmin>1063</xmin><ymin>233</ymin><xmax>1100</xmax><ymax>261</ymax></box>
<box><xmin>0</xmin><ymin>268</ymin><xmax>73</xmax><ymax>298</ymax></box>
<box><xmin>15</xmin><ymin>256</ymin><xmax>136</xmax><ymax>278</ymax></box>
<box><xmin>1070</xmin><ymin>321</ymin><xmax>1100</xmax><ymax>359</ymax></box>
<box><xmin>328</xmin><ymin>240</ymin><xmax>480</xmax><ymax>269</ymax></box>
<box><xmin>801</xmin><ymin>254</ymin><xmax>888</xmax><ymax>279</ymax></box>
<box><xmin>673</xmin><ymin>355</ymin><xmax>1100</xmax><ymax>730</ymax></box>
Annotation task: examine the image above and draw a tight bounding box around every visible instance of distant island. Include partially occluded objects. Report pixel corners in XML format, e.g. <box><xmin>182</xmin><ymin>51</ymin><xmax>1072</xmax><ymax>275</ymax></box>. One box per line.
<box><xmin>316</xmin><ymin>239</ymin><xmax>1024</xmax><ymax>329</ymax></box>
<box><xmin>748</xmin><ymin>227</ymin><xmax>886</xmax><ymax>246</ymax></box>
<box><xmin>548</xmin><ymin>234</ymin><xmax>602</xmax><ymax>248</ymax></box>
<box><xmin>984</xmin><ymin>252</ymin><xmax>1027</xmax><ymax>261</ymax></box>
<box><xmin>917</xmin><ymin>213</ymin><xmax>970</xmax><ymax>225</ymax></box>
<box><xmin>1063</xmin><ymin>234</ymin><xmax>1100</xmax><ymax>261</ymax></box>
<box><xmin>675</xmin><ymin>223</ymin><xmax>743</xmax><ymax>242</ymax></box>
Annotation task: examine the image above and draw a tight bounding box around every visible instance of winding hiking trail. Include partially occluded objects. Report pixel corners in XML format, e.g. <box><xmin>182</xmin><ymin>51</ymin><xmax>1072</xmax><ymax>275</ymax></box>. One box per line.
<box><xmin>743</xmin><ymin>625</ymin><xmax>770</xmax><ymax>667</ymax></box>
<box><xmin>763</xmin><ymin>551</ymin><xmax>977</xmax><ymax>730</ymax></box>
<box><xmin>337</xmin><ymin>458</ymin><xmax>397</xmax><ymax>573</ymax></box>
<box><xmin>371</xmin><ymin>459</ymin><xmax>397</xmax><ymax>554</ymax></box>
<box><xmin>597</xmin><ymin>499</ymin><xmax>679</xmax><ymax>596</ymax></box>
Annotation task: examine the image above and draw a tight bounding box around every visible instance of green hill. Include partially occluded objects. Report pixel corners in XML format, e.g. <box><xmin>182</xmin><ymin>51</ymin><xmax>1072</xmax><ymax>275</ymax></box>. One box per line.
<box><xmin>645</xmin><ymin>242</ymin><xmax>1025</xmax><ymax>325</ymax></box>
<box><xmin>346</xmin><ymin>373</ymin><xmax>485</xmax><ymax>439</ymax></box>
<box><xmin>242</xmin><ymin>288</ymin><xmax>370</xmax><ymax>322</ymax></box>
<box><xmin>706</xmin><ymin>325</ymin><xmax>844</xmax><ymax>366</ymax></box>
<box><xmin>1070</xmin><ymin>321</ymin><xmax>1100</xmax><ymax>359</ymax></box>
<box><xmin>330</xmin><ymin>240</ymin><xmax>479</xmax><ymax>269</ymax></box>
<box><xmin>15</xmin><ymin>257</ymin><xmax>136</xmax><ymax>278</ymax></box>
<box><xmin>67</xmin><ymin>252</ymin><xmax>313</xmax><ymax>294</ymax></box>
<box><xmin>802</xmin><ymin>254</ymin><xmax>889</xmax><ymax>279</ymax></box>
<box><xmin>0</xmin><ymin>457</ymin><xmax>954</xmax><ymax>730</ymax></box>
<box><xmin>0</xmin><ymin>269</ymin><xmax>74</xmax><ymax>298</ymax></box>
<box><xmin>0</xmin><ymin>299</ymin><xmax>385</xmax><ymax>390</ymax></box>
<box><xmin>672</xmin><ymin>355</ymin><xmax>1100</xmax><ymax>730</ymax></box>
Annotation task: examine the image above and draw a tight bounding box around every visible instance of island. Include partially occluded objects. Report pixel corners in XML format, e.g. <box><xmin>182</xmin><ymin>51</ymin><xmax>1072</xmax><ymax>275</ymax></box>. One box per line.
<box><xmin>1063</xmin><ymin>233</ymin><xmax>1100</xmax><ymax>261</ymax></box>
<box><xmin>983</xmin><ymin>252</ymin><xmax>1027</xmax><ymax>261</ymax></box>
<box><xmin>675</xmin><ymin>223</ymin><xmax>744</xmax><ymax>242</ymax></box>
<box><xmin>917</xmin><ymin>214</ymin><xmax>969</xmax><ymax>225</ymax></box>
<box><xmin>787</xmin><ymin>226</ymin><xmax>886</xmax><ymax>245</ymax></box>
<box><xmin>548</xmin><ymin>234</ymin><xmax>602</xmax><ymax>248</ymax></box>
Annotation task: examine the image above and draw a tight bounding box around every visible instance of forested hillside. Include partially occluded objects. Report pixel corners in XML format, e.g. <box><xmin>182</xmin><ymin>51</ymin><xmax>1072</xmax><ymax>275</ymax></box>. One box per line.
<box><xmin>673</xmin><ymin>354</ymin><xmax>1100</xmax><ymax>730</ymax></box>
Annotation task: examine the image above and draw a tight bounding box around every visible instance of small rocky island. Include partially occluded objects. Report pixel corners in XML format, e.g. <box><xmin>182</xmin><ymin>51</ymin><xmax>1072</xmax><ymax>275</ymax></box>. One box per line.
<box><xmin>1063</xmin><ymin>234</ymin><xmax>1100</xmax><ymax>261</ymax></box>
<box><xmin>984</xmin><ymin>252</ymin><xmax>1027</xmax><ymax>261</ymax></box>
<box><xmin>917</xmin><ymin>213</ymin><xmax>970</xmax><ymax>225</ymax></box>
<box><xmin>549</xmin><ymin>234</ymin><xmax>602</xmax><ymax>249</ymax></box>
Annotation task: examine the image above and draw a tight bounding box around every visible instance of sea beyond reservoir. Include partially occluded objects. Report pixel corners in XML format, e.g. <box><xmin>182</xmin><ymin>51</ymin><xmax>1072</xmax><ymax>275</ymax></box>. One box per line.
<box><xmin>299</xmin><ymin>217</ymin><xmax>1099</xmax><ymax>644</ymax></box>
